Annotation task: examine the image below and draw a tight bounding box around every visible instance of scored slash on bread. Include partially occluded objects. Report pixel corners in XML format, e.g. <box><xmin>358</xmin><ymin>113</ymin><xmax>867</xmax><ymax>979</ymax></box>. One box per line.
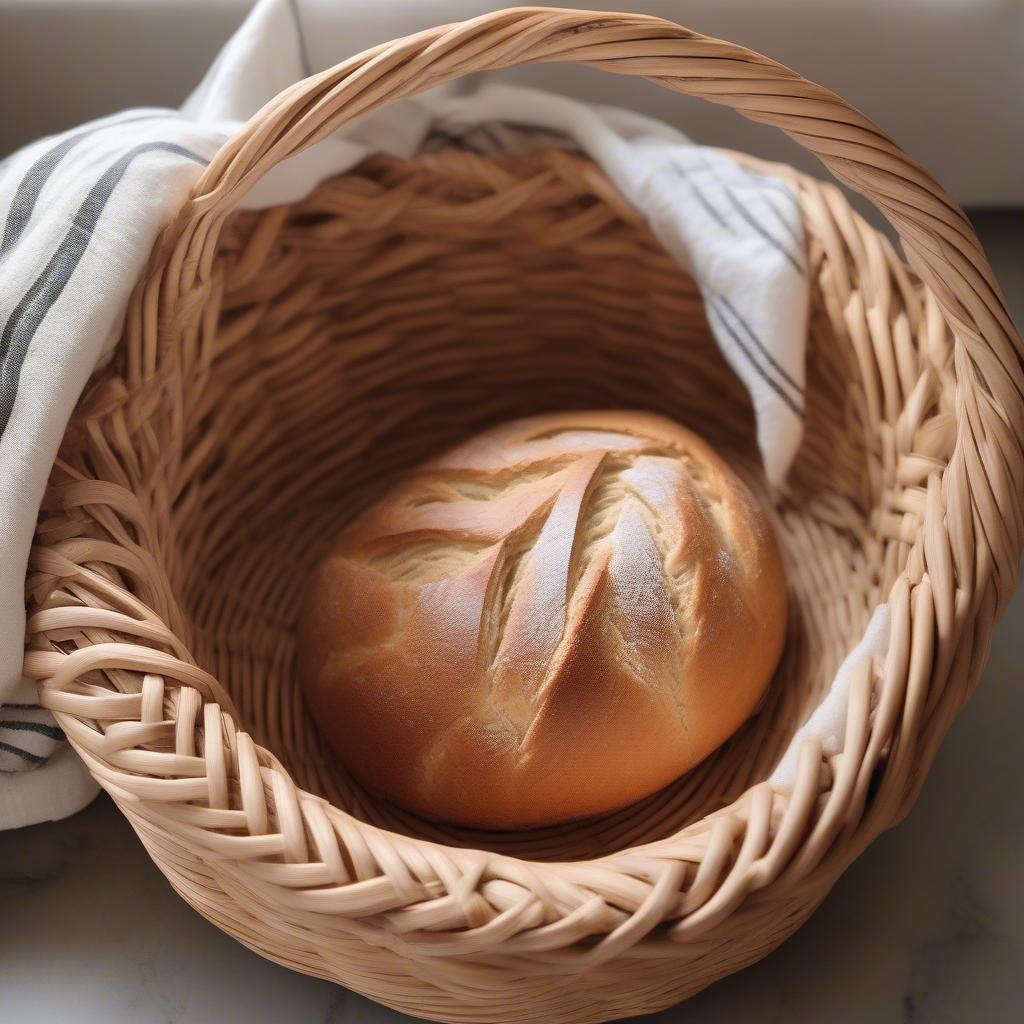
<box><xmin>299</xmin><ymin>411</ymin><xmax>787</xmax><ymax>830</ymax></box>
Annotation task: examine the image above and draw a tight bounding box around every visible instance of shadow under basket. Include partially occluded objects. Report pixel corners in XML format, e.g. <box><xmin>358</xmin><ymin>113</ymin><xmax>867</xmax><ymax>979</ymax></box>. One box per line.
<box><xmin>25</xmin><ymin>10</ymin><xmax>1024</xmax><ymax>1024</ymax></box>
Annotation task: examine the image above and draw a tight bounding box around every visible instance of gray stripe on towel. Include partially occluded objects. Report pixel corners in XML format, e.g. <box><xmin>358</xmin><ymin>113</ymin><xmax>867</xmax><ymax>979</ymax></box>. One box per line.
<box><xmin>0</xmin><ymin>113</ymin><xmax>167</xmax><ymax>261</ymax></box>
<box><xmin>693</xmin><ymin>154</ymin><xmax>803</xmax><ymax>273</ymax></box>
<box><xmin>669</xmin><ymin>163</ymin><xmax>731</xmax><ymax>232</ymax></box>
<box><xmin>0</xmin><ymin>720</ymin><xmax>65</xmax><ymax>740</ymax></box>
<box><xmin>0</xmin><ymin>740</ymin><xmax>45</xmax><ymax>766</ymax></box>
<box><xmin>714</xmin><ymin>292</ymin><xmax>805</xmax><ymax>397</ymax></box>
<box><xmin>718</xmin><ymin>180</ymin><xmax>803</xmax><ymax>273</ymax></box>
<box><xmin>707</xmin><ymin>297</ymin><xmax>803</xmax><ymax>419</ymax></box>
<box><xmin>0</xmin><ymin>141</ymin><xmax>207</xmax><ymax>436</ymax></box>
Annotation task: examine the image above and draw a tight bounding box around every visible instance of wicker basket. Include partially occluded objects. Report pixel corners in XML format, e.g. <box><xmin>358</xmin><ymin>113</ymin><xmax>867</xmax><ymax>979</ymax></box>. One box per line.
<box><xmin>24</xmin><ymin>9</ymin><xmax>1023</xmax><ymax>1023</ymax></box>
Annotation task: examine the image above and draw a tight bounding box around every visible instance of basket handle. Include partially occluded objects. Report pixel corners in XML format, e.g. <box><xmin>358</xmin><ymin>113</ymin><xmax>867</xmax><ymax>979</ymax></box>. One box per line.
<box><xmin>181</xmin><ymin>6</ymin><xmax>1024</xmax><ymax>559</ymax></box>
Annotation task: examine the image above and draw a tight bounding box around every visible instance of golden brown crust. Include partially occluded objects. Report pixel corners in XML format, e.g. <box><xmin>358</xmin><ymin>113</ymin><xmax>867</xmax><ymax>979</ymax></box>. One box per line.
<box><xmin>299</xmin><ymin>410</ymin><xmax>787</xmax><ymax>828</ymax></box>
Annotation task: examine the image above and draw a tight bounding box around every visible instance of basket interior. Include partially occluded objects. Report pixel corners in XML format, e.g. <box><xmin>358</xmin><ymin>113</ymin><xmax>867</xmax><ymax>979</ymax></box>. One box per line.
<box><xmin>70</xmin><ymin>149</ymin><xmax>902</xmax><ymax>861</ymax></box>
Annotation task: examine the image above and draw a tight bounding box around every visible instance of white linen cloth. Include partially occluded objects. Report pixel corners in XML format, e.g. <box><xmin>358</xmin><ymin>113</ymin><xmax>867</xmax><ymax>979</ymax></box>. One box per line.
<box><xmin>0</xmin><ymin>0</ymin><xmax>816</xmax><ymax>828</ymax></box>
<box><xmin>769</xmin><ymin>605</ymin><xmax>892</xmax><ymax>792</ymax></box>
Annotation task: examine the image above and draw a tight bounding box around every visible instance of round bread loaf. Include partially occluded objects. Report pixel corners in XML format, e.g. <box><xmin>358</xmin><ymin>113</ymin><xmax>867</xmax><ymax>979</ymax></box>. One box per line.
<box><xmin>298</xmin><ymin>411</ymin><xmax>787</xmax><ymax>829</ymax></box>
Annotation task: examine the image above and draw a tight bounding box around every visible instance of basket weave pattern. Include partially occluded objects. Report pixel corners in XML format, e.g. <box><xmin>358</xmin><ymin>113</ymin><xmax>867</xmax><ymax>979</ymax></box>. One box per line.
<box><xmin>24</xmin><ymin>10</ymin><xmax>1023</xmax><ymax>1023</ymax></box>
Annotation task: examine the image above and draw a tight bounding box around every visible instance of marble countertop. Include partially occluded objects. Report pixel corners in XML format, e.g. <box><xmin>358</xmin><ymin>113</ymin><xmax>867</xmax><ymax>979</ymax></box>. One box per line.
<box><xmin>1</xmin><ymin>212</ymin><xmax>1021</xmax><ymax>1023</ymax></box>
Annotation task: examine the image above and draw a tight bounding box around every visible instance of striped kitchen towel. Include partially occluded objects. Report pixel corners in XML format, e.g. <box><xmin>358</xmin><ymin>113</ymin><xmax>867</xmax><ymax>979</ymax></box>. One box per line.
<box><xmin>0</xmin><ymin>111</ymin><xmax>224</xmax><ymax>828</ymax></box>
<box><xmin>0</xmin><ymin>0</ymin><xmax>807</xmax><ymax>829</ymax></box>
<box><xmin>0</xmin><ymin>701</ymin><xmax>62</xmax><ymax>771</ymax></box>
